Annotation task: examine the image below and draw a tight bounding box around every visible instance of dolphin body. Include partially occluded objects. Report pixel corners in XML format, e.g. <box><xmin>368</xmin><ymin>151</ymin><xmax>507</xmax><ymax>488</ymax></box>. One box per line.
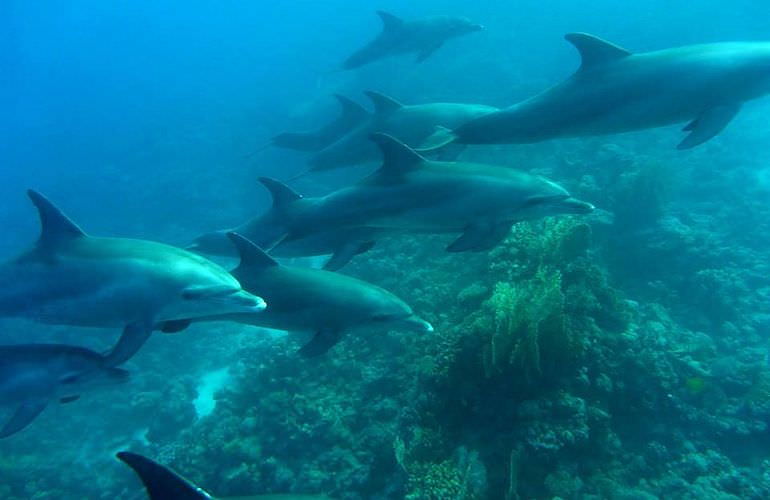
<box><xmin>0</xmin><ymin>191</ymin><xmax>266</xmax><ymax>366</ymax></box>
<box><xmin>273</xmin><ymin>91</ymin><xmax>497</xmax><ymax>175</ymax></box>
<box><xmin>118</xmin><ymin>451</ymin><xmax>335</xmax><ymax>500</ymax></box>
<box><xmin>188</xmin><ymin>179</ymin><xmax>385</xmax><ymax>271</ymax></box>
<box><xmin>423</xmin><ymin>33</ymin><xmax>770</xmax><ymax>150</ymax></box>
<box><xmin>167</xmin><ymin>234</ymin><xmax>432</xmax><ymax>357</ymax></box>
<box><xmin>264</xmin><ymin>134</ymin><xmax>594</xmax><ymax>253</ymax></box>
<box><xmin>0</xmin><ymin>344</ymin><xmax>130</xmax><ymax>438</ymax></box>
<box><xmin>342</xmin><ymin>11</ymin><xmax>483</xmax><ymax>70</ymax></box>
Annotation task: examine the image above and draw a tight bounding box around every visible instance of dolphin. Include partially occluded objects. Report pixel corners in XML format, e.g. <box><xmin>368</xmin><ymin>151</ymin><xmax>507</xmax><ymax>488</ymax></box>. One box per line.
<box><xmin>271</xmin><ymin>134</ymin><xmax>594</xmax><ymax>253</ymax></box>
<box><xmin>187</xmin><ymin>178</ymin><xmax>384</xmax><ymax>271</ymax></box>
<box><xmin>118</xmin><ymin>451</ymin><xmax>335</xmax><ymax>500</ymax></box>
<box><xmin>0</xmin><ymin>191</ymin><xmax>266</xmax><ymax>366</ymax></box>
<box><xmin>266</xmin><ymin>95</ymin><xmax>370</xmax><ymax>153</ymax></box>
<box><xmin>0</xmin><ymin>343</ymin><xmax>130</xmax><ymax>438</ymax></box>
<box><xmin>166</xmin><ymin>233</ymin><xmax>432</xmax><ymax>357</ymax></box>
<box><xmin>276</xmin><ymin>91</ymin><xmax>497</xmax><ymax>175</ymax></box>
<box><xmin>342</xmin><ymin>11</ymin><xmax>483</xmax><ymax>70</ymax></box>
<box><xmin>422</xmin><ymin>33</ymin><xmax>770</xmax><ymax>150</ymax></box>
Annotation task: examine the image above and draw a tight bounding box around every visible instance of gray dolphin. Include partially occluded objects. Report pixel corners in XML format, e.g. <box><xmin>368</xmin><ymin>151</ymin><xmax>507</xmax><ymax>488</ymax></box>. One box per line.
<box><xmin>267</xmin><ymin>95</ymin><xmax>370</xmax><ymax>153</ymax></box>
<box><xmin>342</xmin><ymin>11</ymin><xmax>483</xmax><ymax>70</ymax></box>
<box><xmin>167</xmin><ymin>233</ymin><xmax>432</xmax><ymax>357</ymax></box>
<box><xmin>278</xmin><ymin>91</ymin><xmax>497</xmax><ymax>175</ymax></box>
<box><xmin>275</xmin><ymin>134</ymin><xmax>594</xmax><ymax>252</ymax></box>
<box><xmin>187</xmin><ymin>178</ymin><xmax>384</xmax><ymax>271</ymax></box>
<box><xmin>423</xmin><ymin>33</ymin><xmax>770</xmax><ymax>150</ymax></box>
<box><xmin>0</xmin><ymin>344</ymin><xmax>130</xmax><ymax>438</ymax></box>
<box><xmin>118</xmin><ymin>451</ymin><xmax>335</xmax><ymax>500</ymax></box>
<box><xmin>0</xmin><ymin>191</ymin><xmax>266</xmax><ymax>366</ymax></box>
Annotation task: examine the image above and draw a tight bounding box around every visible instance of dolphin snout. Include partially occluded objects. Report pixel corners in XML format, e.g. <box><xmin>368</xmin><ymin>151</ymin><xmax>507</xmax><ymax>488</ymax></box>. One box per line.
<box><xmin>229</xmin><ymin>291</ymin><xmax>267</xmax><ymax>312</ymax></box>
<box><xmin>470</xmin><ymin>23</ymin><xmax>485</xmax><ymax>31</ymax></box>
<box><xmin>402</xmin><ymin>316</ymin><xmax>434</xmax><ymax>333</ymax></box>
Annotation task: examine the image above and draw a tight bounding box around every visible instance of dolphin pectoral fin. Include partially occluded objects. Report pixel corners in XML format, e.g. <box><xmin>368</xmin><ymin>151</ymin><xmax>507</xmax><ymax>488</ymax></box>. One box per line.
<box><xmin>416</xmin><ymin>42</ymin><xmax>444</xmax><ymax>63</ymax></box>
<box><xmin>323</xmin><ymin>240</ymin><xmax>376</xmax><ymax>271</ymax></box>
<box><xmin>59</xmin><ymin>395</ymin><xmax>80</xmax><ymax>404</ymax></box>
<box><xmin>678</xmin><ymin>104</ymin><xmax>741</xmax><ymax>150</ymax></box>
<box><xmin>416</xmin><ymin>126</ymin><xmax>457</xmax><ymax>152</ymax></box>
<box><xmin>0</xmin><ymin>399</ymin><xmax>48</xmax><ymax>438</ymax></box>
<box><xmin>103</xmin><ymin>320</ymin><xmax>154</xmax><ymax>367</ymax></box>
<box><xmin>159</xmin><ymin>319</ymin><xmax>192</xmax><ymax>334</ymax></box>
<box><xmin>447</xmin><ymin>221</ymin><xmax>512</xmax><ymax>252</ymax></box>
<box><xmin>298</xmin><ymin>329</ymin><xmax>342</xmax><ymax>357</ymax></box>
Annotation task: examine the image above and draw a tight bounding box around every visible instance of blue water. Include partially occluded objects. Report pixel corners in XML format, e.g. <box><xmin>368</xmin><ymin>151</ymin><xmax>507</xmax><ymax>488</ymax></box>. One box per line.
<box><xmin>3</xmin><ymin>1</ymin><xmax>770</xmax><ymax>498</ymax></box>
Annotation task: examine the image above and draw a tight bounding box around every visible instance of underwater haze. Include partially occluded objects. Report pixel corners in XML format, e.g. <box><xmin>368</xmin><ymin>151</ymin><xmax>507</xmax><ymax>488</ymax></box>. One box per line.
<box><xmin>3</xmin><ymin>0</ymin><xmax>770</xmax><ymax>498</ymax></box>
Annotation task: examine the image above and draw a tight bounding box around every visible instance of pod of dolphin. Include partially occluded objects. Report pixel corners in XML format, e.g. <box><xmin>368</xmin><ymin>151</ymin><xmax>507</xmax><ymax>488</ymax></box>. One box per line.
<box><xmin>4</xmin><ymin>8</ymin><xmax>770</xmax><ymax>498</ymax></box>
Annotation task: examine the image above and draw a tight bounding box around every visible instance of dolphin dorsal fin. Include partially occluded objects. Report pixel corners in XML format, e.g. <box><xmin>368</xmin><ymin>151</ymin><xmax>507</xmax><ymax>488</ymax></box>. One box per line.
<box><xmin>227</xmin><ymin>232</ymin><xmax>279</xmax><ymax>271</ymax></box>
<box><xmin>258</xmin><ymin>177</ymin><xmax>302</xmax><ymax>209</ymax></box>
<box><xmin>116</xmin><ymin>451</ymin><xmax>214</xmax><ymax>500</ymax></box>
<box><xmin>565</xmin><ymin>33</ymin><xmax>631</xmax><ymax>70</ymax></box>
<box><xmin>27</xmin><ymin>190</ymin><xmax>87</xmax><ymax>252</ymax></box>
<box><xmin>364</xmin><ymin>91</ymin><xmax>403</xmax><ymax>115</ymax></box>
<box><xmin>370</xmin><ymin>133</ymin><xmax>426</xmax><ymax>176</ymax></box>
<box><xmin>334</xmin><ymin>94</ymin><xmax>370</xmax><ymax>125</ymax></box>
<box><xmin>377</xmin><ymin>10</ymin><xmax>404</xmax><ymax>33</ymax></box>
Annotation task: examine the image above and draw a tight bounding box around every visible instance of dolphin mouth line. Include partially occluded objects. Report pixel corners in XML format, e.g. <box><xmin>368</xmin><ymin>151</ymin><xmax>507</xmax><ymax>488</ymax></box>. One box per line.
<box><xmin>560</xmin><ymin>197</ymin><xmax>596</xmax><ymax>214</ymax></box>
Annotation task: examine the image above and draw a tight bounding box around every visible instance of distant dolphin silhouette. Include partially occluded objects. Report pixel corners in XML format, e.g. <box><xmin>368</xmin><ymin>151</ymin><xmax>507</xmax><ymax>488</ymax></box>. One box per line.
<box><xmin>342</xmin><ymin>11</ymin><xmax>483</xmax><ymax>70</ymax></box>
<box><xmin>0</xmin><ymin>344</ymin><xmax>130</xmax><ymax>438</ymax></box>
<box><xmin>422</xmin><ymin>33</ymin><xmax>770</xmax><ymax>150</ymax></box>
<box><xmin>187</xmin><ymin>178</ymin><xmax>385</xmax><ymax>271</ymax></box>
<box><xmin>267</xmin><ymin>91</ymin><xmax>496</xmax><ymax>175</ymax></box>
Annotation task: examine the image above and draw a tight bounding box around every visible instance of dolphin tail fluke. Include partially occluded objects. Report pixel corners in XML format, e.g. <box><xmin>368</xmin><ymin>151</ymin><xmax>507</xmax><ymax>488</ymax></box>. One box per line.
<box><xmin>677</xmin><ymin>104</ymin><xmax>741</xmax><ymax>150</ymax></box>
<box><xmin>102</xmin><ymin>320</ymin><xmax>153</xmax><ymax>367</ymax></box>
<box><xmin>117</xmin><ymin>451</ymin><xmax>213</xmax><ymax>500</ymax></box>
<box><xmin>0</xmin><ymin>399</ymin><xmax>48</xmax><ymax>438</ymax></box>
<box><xmin>416</xmin><ymin>126</ymin><xmax>458</xmax><ymax>152</ymax></box>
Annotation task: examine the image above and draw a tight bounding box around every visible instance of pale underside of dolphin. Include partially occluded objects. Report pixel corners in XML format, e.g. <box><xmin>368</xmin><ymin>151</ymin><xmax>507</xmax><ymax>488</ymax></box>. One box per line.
<box><xmin>422</xmin><ymin>33</ymin><xmax>770</xmax><ymax>150</ymax></box>
<box><xmin>278</xmin><ymin>134</ymin><xmax>594</xmax><ymax>253</ymax></box>
<box><xmin>341</xmin><ymin>11</ymin><xmax>483</xmax><ymax>70</ymax></box>
<box><xmin>117</xmin><ymin>450</ymin><xmax>335</xmax><ymax>500</ymax></box>
<box><xmin>0</xmin><ymin>344</ymin><xmax>129</xmax><ymax>438</ymax></box>
<box><xmin>266</xmin><ymin>91</ymin><xmax>497</xmax><ymax>177</ymax></box>
<box><xmin>0</xmin><ymin>191</ymin><xmax>265</xmax><ymax>367</ymax></box>
<box><xmin>165</xmin><ymin>233</ymin><xmax>432</xmax><ymax>357</ymax></box>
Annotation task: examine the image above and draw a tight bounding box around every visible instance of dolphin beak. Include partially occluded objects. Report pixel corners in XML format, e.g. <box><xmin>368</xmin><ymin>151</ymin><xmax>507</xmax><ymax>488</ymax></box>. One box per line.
<box><xmin>185</xmin><ymin>242</ymin><xmax>200</xmax><ymax>251</ymax></box>
<box><xmin>402</xmin><ymin>316</ymin><xmax>433</xmax><ymax>333</ymax></box>
<box><xmin>230</xmin><ymin>291</ymin><xmax>267</xmax><ymax>312</ymax></box>
<box><xmin>471</xmin><ymin>24</ymin><xmax>485</xmax><ymax>31</ymax></box>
